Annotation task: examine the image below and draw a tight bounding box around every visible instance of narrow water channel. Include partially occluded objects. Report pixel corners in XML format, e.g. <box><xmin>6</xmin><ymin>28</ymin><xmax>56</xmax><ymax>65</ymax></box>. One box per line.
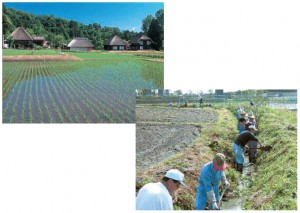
<box><xmin>222</xmin><ymin>155</ymin><xmax>255</xmax><ymax>210</ymax></box>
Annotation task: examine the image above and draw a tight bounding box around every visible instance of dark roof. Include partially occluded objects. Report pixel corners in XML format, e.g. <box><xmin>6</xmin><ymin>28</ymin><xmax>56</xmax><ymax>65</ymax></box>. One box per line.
<box><xmin>104</xmin><ymin>35</ymin><xmax>127</xmax><ymax>46</ymax></box>
<box><xmin>10</xmin><ymin>27</ymin><xmax>33</xmax><ymax>41</ymax></box>
<box><xmin>67</xmin><ymin>37</ymin><xmax>94</xmax><ymax>48</ymax></box>
<box><xmin>129</xmin><ymin>34</ymin><xmax>152</xmax><ymax>44</ymax></box>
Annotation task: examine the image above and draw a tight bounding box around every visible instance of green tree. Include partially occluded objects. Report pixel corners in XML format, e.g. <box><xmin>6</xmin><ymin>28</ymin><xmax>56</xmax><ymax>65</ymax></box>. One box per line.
<box><xmin>2</xmin><ymin>4</ymin><xmax>15</xmax><ymax>36</ymax></box>
<box><xmin>148</xmin><ymin>18</ymin><xmax>162</xmax><ymax>50</ymax></box>
<box><xmin>142</xmin><ymin>15</ymin><xmax>154</xmax><ymax>33</ymax></box>
<box><xmin>155</xmin><ymin>9</ymin><xmax>164</xmax><ymax>40</ymax></box>
<box><xmin>54</xmin><ymin>34</ymin><xmax>65</xmax><ymax>49</ymax></box>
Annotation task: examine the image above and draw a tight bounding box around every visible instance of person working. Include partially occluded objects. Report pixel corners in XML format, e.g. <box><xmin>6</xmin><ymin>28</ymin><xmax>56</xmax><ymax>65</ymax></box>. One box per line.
<box><xmin>237</xmin><ymin>117</ymin><xmax>247</xmax><ymax>133</ymax></box>
<box><xmin>194</xmin><ymin>153</ymin><xmax>230</xmax><ymax>210</ymax></box>
<box><xmin>198</xmin><ymin>95</ymin><xmax>203</xmax><ymax>107</ymax></box>
<box><xmin>232</xmin><ymin>125</ymin><xmax>263</xmax><ymax>173</ymax></box>
<box><xmin>136</xmin><ymin>169</ymin><xmax>187</xmax><ymax>210</ymax></box>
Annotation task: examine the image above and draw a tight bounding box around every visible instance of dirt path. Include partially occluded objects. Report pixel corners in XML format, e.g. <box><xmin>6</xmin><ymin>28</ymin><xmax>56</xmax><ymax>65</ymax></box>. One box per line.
<box><xmin>136</xmin><ymin>107</ymin><xmax>218</xmax><ymax>171</ymax></box>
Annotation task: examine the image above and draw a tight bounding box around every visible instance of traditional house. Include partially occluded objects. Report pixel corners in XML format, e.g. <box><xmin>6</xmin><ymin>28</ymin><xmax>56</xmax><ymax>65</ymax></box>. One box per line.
<box><xmin>104</xmin><ymin>35</ymin><xmax>127</xmax><ymax>50</ymax></box>
<box><xmin>32</xmin><ymin>36</ymin><xmax>46</xmax><ymax>47</ymax></box>
<box><xmin>67</xmin><ymin>37</ymin><xmax>94</xmax><ymax>51</ymax></box>
<box><xmin>129</xmin><ymin>34</ymin><xmax>153</xmax><ymax>50</ymax></box>
<box><xmin>10</xmin><ymin>27</ymin><xmax>33</xmax><ymax>48</ymax></box>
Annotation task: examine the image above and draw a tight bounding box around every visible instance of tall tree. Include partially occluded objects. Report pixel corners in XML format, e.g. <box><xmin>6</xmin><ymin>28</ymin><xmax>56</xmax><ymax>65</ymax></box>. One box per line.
<box><xmin>141</xmin><ymin>15</ymin><xmax>154</xmax><ymax>33</ymax></box>
<box><xmin>148</xmin><ymin>19</ymin><xmax>162</xmax><ymax>50</ymax></box>
<box><xmin>155</xmin><ymin>9</ymin><xmax>164</xmax><ymax>40</ymax></box>
<box><xmin>2</xmin><ymin>4</ymin><xmax>15</xmax><ymax>36</ymax></box>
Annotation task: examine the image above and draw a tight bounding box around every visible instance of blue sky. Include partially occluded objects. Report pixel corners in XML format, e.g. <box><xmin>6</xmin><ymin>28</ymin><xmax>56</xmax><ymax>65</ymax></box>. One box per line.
<box><xmin>4</xmin><ymin>2</ymin><xmax>163</xmax><ymax>31</ymax></box>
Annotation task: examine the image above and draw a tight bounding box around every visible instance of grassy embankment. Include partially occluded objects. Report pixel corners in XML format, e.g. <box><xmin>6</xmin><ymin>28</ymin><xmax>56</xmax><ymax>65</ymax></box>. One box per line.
<box><xmin>136</xmin><ymin>105</ymin><xmax>297</xmax><ymax>210</ymax></box>
<box><xmin>242</xmin><ymin>107</ymin><xmax>297</xmax><ymax>210</ymax></box>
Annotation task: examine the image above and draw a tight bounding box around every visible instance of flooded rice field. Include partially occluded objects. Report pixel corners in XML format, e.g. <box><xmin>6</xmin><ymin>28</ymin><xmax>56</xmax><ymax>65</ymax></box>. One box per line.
<box><xmin>2</xmin><ymin>60</ymin><xmax>163</xmax><ymax>123</ymax></box>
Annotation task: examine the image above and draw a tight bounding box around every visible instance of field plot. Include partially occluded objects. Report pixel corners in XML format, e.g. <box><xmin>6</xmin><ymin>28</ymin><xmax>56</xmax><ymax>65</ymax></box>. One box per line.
<box><xmin>3</xmin><ymin>58</ymin><xmax>163</xmax><ymax>123</ymax></box>
<box><xmin>136</xmin><ymin>106</ymin><xmax>218</xmax><ymax>171</ymax></box>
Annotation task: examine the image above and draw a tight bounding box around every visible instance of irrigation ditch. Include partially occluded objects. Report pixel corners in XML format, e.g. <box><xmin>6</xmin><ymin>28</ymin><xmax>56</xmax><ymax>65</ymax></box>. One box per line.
<box><xmin>136</xmin><ymin>104</ymin><xmax>297</xmax><ymax>210</ymax></box>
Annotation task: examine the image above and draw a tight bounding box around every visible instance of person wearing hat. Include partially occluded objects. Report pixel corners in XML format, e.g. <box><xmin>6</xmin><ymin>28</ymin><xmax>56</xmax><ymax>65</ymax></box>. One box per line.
<box><xmin>194</xmin><ymin>153</ymin><xmax>230</xmax><ymax>210</ymax></box>
<box><xmin>239</xmin><ymin>111</ymin><xmax>248</xmax><ymax>120</ymax></box>
<box><xmin>136</xmin><ymin>169</ymin><xmax>187</xmax><ymax>210</ymax></box>
<box><xmin>247</xmin><ymin>111</ymin><xmax>257</xmax><ymax>128</ymax></box>
<box><xmin>232</xmin><ymin>125</ymin><xmax>263</xmax><ymax>172</ymax></box>
<box><xmin>235</xmin><ymin>107</ymin><xmax>243</xmax><ymax>119</ymax></box>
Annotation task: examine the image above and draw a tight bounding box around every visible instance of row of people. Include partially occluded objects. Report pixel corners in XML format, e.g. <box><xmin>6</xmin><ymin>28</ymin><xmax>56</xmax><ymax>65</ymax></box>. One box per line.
<box><xmin>235</xmin><ymin>108</ymin><xmax>261</xmax><ymax>166</ymax></box>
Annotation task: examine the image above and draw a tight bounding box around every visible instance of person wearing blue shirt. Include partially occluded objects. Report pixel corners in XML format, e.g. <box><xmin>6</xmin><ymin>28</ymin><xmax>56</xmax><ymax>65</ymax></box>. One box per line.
<box><xmin>194</xmin><ymin>153</ymin><xmax>230</xmax><ymax>210</ymax></box>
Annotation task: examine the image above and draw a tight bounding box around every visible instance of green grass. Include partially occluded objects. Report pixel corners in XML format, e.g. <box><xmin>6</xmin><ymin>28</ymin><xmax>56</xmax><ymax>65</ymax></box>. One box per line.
<box><xmin>243</xmin><ymin>108</ymin><xmax>297</xmax><ymax>210</ymax></box>
<box><xmin>65</xmin><ymin>50</ymin><xmax>164</xmax><ymax>60</ymax></box>
<box><xmin>66</xmin><ymin>51</ymin><xmax>138</xmax><ymax>59</ymax></box>
<box><xmin>2</xmin><ymin>49</ymin><xmax>62</xmax><ymax>56</ymax></box>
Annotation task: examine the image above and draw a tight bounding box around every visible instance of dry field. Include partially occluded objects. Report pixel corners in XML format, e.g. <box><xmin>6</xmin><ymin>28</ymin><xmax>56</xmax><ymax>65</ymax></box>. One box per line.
<box><xmin>136</xmin><ymin>107</ymin><xmax>218</xmax><ymax>171</ymax></box>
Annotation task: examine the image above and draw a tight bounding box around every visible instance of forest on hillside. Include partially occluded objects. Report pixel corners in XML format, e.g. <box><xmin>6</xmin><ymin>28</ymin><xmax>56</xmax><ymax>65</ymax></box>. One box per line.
<box><xmin>2</xmin><ymin>3</ymin><xmax>164</xmax><ymax>50</ymax></box>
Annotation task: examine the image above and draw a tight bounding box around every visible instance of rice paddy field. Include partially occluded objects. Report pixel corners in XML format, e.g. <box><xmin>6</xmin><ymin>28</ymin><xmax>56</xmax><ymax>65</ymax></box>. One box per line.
<box><xmin>2</xmin><ymin>50</ymin><xmax>164</xmax><ymax>123</ymax></box>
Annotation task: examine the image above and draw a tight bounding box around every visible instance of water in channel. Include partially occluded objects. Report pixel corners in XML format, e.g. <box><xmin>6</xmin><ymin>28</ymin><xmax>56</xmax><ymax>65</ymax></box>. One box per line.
<box><xmin>222</xmin><ymin>155</ymin><xmax>255</xmax><ymax>210</ymax></box>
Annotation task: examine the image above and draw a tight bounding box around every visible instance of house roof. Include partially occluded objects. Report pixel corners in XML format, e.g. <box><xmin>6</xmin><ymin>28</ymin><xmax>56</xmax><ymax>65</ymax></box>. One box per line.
<box><xmin>67</xmin><ymin>37</ymin><xmax>94</xmax><ymax>48</ymax></box>
<box><xmin>129</xmin><ymin>34</ymin><xmax>152</xmax><ymax>44</ymax></box>
<box><xmin>104</xmin><ymin>35</ymin><xmax>127</xmax><ymax>46</ymax></box>
<box><xmin>10</xmin><ymin>27</ymin><xmax>33</xmax><ymax>41</ymax></box>
<box><xmin>33</xmin><ymin>36</ymin><xmax>45</xmax><ymax>41</ymax></box>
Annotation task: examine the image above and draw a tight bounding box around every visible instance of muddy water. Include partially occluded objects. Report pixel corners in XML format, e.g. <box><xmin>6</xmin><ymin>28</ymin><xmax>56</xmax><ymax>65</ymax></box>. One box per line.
<box><xmin>222</xmin><ymin>155</ymin><xmax>255</xmax><ymax>210</ymax></box>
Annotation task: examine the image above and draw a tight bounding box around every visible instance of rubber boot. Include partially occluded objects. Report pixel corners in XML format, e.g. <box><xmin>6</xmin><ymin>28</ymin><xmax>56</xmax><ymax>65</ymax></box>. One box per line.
<box><xmin>237</xmin><ymin>164</ymin><xmax>243</xmax><ymax>173</ymax></box>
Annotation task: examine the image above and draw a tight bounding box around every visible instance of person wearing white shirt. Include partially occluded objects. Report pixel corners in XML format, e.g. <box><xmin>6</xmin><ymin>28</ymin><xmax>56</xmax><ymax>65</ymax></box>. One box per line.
<box><xmin>136</xmin><ymin>169</ymin><xmax>187</xmax><ymax>210</ymax></box>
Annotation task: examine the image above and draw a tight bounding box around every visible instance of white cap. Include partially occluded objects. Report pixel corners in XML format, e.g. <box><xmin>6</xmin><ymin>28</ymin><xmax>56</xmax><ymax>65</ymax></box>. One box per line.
<box><xmin>248</xmin><ymin>125</ymin><xmax>257</xmax><ymax>131</ymax></box>
<box><xmin>165</xmin><ymin>169</ymin><xmax>187</xmax><ymax>188</ymax></box>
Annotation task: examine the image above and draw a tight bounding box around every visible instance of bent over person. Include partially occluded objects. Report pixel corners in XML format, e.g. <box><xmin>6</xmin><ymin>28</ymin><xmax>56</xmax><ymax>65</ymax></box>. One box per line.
<box><xmin>232</xmin><ymin>125</ymin><xmax>263</xmax><ymax>173</ymax></box>
<box><xmin>136</xmin><ymin>169</ymin><xmax>187</xmax><ymax>210</ymax></box>
<box><xmin>194</xmin><ymin>153</ymin><xmax>230</xmax><ymax>210</ymax></box>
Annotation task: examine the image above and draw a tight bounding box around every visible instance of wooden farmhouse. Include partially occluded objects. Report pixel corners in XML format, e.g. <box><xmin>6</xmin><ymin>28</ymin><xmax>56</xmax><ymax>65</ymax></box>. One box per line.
<box><xmin>67</xmin><ymin>37</ymin><xmax>94</xmax><ymax>51</ymax></box>
<box><xmin>10</xmin><ymin>27</ymin><xmax>33</xmax><ymax>48</ymax></box>
<box><xmin>10</xmin><ymin>27</ymin><xmax>49</xmax><ymax>49</ymax></box>
<box><xmin>32</xmin><ymin>36</ymin><xmax>47</xmax><ymax>47</ymax></box>
<box><xmin>104</xmin><ymin>35</ymin><xmax>128</xmax><ymax>50</ymax></box>
<box><xmin>129</xmin><ymin>34</ymin><xmax>153</xmax><ymax>50</ymax></box>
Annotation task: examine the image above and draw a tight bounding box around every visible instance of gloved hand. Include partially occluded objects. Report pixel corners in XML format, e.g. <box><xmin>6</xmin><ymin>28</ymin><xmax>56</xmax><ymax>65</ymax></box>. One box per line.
<box><xmin>212</xmin><ymin>202</ymin><xmax>219</xmax><ymax>210</ymax></box>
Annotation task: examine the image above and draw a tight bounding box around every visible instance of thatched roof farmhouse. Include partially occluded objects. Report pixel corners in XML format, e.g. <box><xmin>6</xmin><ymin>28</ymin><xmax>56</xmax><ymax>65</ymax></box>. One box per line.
<box><xmin>10</xmin><ymin>27</ymin><xmax>33</xmax><ymax>48</ymax></box>
<box><xmin>10</xmin><ymin>27</ymin><xmax>49</xmax><ymax>49</ymax></box>
<box><xmin>129</xmin><ymin>34</ymin><xmax>153</xmax><ymax>50</ymax></box>
<box><xmin>67</xmin><ymin>37</ymin><xmax>94</xmax><ymax>51</ymax></box>
<box><xmin>104</xmin><ymin>35</ymin><xmax>128</xmax><ymax>50</ymax></box>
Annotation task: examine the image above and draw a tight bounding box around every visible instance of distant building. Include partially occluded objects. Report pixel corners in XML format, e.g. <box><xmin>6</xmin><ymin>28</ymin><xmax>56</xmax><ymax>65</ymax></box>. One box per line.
<box><xmin>104</xmin><ymin>35</ymin><xmax>127</xmax><ymax>50</ymax></box>
<box><xmin>215</xmin><ymin>89</ymin><xmax>224</xmax><ymax>96</ymax></box>
<box><xmin>129</xmin><ymin>34</ymin><xmax>153</xmax><ymax>50</ymax></box>
<box><xmin>67</xmin><ymin>37</ymin><xmax>94</xmax><ymax>51</ymax></box>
